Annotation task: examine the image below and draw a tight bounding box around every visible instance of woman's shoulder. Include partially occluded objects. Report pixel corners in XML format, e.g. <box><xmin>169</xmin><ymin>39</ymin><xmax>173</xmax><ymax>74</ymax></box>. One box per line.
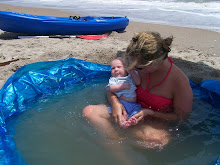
<box><xmin>170</xmin><ymin>64</ymin><xmax>191</xmax><ymax>90</ymax></box>
<box><xmin>170</xmin><ymin>64</ymin><xmax>193</xmax><ymax>114</ymax></box>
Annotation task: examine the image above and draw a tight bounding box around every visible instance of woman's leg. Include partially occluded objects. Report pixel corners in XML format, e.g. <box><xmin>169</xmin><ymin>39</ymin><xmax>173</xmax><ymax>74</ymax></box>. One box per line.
<box><xmin>83</xmin><ymin>105</ymin><xmax>170</xmax><ymax>148</ymax></box>
<box><xmin>82</xmin><ymin>104</ymin><xmax>123</xmax><ymax>140</ymax></box>
<box><xmin>83</xmin><ymin>105</ymin><xmax>135</xmax><ymax>165</ymax></box>
<box><xmin>129</xmin><ymin>120</ymin><xmax>170</xmax><ymax>149</ymax></box>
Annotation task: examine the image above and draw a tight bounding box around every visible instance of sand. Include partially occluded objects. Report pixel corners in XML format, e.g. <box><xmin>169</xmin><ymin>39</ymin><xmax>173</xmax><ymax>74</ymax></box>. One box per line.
<box><xmin>0</xmin><ymin>3</ymin><xmax>220</xmax><ymax>89</ymax></box>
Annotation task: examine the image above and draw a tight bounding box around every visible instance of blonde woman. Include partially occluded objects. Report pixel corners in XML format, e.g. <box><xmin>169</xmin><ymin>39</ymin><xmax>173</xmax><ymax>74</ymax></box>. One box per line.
<box><xmin>83</xmin><ymin>31</ymin><xmax>193</xmax><ymax>148</ymax></box>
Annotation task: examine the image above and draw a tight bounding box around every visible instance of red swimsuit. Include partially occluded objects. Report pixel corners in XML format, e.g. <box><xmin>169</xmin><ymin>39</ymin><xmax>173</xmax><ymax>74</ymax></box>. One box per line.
<box><xmin>136</xmin><ymin>58</ymin><xmax>173</xmax><ymax>113</ymax></box>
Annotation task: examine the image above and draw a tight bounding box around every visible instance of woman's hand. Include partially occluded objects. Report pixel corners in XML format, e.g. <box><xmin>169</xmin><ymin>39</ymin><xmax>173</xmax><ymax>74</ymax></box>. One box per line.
<box><xmin>106</xmin><ymin>89</ymin><xmax>127</xmax><ymax>127</ymax></box>
<box><xmin>132</xmin><ymin>109</ymin><xmax>154</xmax><ymax>123</ymax></box>
<box><xmin>112</xmin><ymin>101</ymin><xmax>127</xmax><ymax>127</ymax></box>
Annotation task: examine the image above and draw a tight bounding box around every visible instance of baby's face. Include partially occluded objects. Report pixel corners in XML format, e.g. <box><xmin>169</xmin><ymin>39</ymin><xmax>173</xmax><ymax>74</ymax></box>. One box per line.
<box><xmin>111</xmin><ymin>59</ymin><xmax>127</xmax><ymax>77</ymax></box>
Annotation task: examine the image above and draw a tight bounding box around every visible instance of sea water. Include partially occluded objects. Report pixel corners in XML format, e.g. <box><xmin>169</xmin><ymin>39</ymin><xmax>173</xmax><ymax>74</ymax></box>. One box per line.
<box><xmin>0</xmin><ymin>0</ymin><xmax>220</xmax><ymax>33</ymax></box>
<box><xmin>6</xmin><ymin>80</ymin><xmax>220</xmax><ymax>165</ymax></box>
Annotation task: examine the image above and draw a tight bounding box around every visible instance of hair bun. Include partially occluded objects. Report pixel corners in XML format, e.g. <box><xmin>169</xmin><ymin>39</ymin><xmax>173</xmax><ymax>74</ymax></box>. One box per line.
<box><xmin>164</xmin><ymin>37</ymin><xmax>173</xmax><ymax>47</ymax></box>
<box><xmin>162</xmin><ymin>37</ymin><xmax>173</xmax><ymax>52</ymax></box>
<box><xmin>132</xmin><ymin>37</ymin><xmax>138</xmax><ymax>42</ymax></box>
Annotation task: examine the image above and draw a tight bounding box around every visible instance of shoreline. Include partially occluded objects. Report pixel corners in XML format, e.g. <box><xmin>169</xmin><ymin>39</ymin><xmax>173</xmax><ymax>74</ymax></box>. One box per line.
<box><xmin>0</xmin><ymin>2</ymin><xmax>220</xmax><ymax>33</ymax></box>
<box><xmin>0</xmin><ymin>3</ymin><xmax>220</xmax><ymax>88</ymax></box>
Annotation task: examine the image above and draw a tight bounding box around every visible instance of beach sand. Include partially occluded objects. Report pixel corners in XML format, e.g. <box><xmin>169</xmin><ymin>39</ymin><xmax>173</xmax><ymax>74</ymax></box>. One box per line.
<box><xmin>0</xmin><ymin>3</ymin><xmax>220</xmax><ymax>89</ymax></box>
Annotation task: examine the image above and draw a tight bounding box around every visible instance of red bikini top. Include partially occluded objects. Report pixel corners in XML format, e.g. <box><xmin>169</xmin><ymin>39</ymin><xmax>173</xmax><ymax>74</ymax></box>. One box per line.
<box><xmin>136</xmin><ymin>57</ymin><xmax>173</xmax><ymax>113</ymax></box>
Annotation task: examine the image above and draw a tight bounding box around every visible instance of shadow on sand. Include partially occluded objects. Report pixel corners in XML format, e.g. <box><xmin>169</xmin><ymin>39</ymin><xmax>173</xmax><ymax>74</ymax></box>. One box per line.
<box><xmin>117</xmin><ymin>50</ymin><xmax>220</xmax><ymax>84</ymax></box>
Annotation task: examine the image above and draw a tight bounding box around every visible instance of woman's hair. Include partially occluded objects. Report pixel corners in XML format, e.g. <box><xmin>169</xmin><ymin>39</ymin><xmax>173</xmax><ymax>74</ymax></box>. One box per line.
<box><xmin>126</xmin><ymin>31</ymin><xmax>173</xmax><ymax>68</ymax></box>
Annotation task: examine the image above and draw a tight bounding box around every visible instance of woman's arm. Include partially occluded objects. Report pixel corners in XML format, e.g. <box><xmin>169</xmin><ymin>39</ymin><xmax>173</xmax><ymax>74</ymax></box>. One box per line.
<box><xmin>172</xmin><ymin>76</ymin><xmax>193</xmax><ymax>121</ymax></box>
<box><xmin>133</xmin><ymin>108</ymin><xmax>180</xmax><ymax>123</ymax></box>
<box><xmin>106</xmin><ymin>89</ymin><xmax>127</xmax><ymax>126</ymax></box>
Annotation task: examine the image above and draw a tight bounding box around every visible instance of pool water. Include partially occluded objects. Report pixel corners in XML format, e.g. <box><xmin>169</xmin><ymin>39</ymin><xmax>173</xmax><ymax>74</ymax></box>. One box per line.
<box><xmin>6</xmin><ymin>81</ymin><xmax>220</xmax><ymax>165</ymax></box>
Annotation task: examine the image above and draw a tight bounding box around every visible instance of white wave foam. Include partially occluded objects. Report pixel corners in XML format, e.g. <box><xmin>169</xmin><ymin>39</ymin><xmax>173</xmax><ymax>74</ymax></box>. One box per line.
<box><xmin>39</xmin><ymin>0</ymin><xmax>62</xmax><ymax>1</ymax></box>
<box><xmin>158</xmin><ymin>8</ymin><xmax>220</xmax><ymax>19</ymax></box>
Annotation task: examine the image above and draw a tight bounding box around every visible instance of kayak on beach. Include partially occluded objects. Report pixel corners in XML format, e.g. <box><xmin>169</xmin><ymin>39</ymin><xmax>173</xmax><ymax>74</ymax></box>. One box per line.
<box><xmin>0</xmin><ymin>11</ymin><xmax>129</xmax><ymax>35</ymax></box>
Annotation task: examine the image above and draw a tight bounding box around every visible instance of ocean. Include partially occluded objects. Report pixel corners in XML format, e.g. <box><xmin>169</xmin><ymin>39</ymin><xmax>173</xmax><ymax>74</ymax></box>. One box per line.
<box><xmin>1</xmin><ymin>0</ymin><xmax>220</xmax><ymax>32</ymax></box>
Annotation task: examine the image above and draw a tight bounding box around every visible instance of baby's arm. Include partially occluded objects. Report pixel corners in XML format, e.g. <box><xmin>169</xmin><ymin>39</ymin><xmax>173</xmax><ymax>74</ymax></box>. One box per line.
<box><xmin>128</xmin><ymin>69</ymin><xmax>141</xmax><ymax>86</ymax></box>
<box><xmin>109</xmin><ymin>83</ymin><xmax>130</xmax><ymax>93</ymax></box>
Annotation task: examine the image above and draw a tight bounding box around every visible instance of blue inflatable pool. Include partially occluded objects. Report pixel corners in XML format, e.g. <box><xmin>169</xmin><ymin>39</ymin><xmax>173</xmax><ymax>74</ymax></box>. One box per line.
<box><xmin>0</xmin><ymin>58</ymin><xmax>219</xmax><ymax>165</ymax></box>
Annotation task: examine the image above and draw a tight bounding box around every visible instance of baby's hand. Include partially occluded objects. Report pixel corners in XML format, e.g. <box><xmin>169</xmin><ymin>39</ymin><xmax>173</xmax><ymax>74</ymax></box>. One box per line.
<box><xmin>127</xmin><ymin>68</ymin><xmax>135</xmax><ymax>75</ymax></box>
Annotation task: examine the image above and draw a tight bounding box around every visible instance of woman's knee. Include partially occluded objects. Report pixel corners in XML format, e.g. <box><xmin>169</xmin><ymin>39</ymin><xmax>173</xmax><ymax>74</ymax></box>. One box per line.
<box><xmin>132</xmin><ymin>125</ymin><xmax>170</xmax><ymax>148</ymax></box>
<box><xmin>82</xmin><ymin>105</ymin><xmax>95</xmax><ymax>119</ymax></box>
<box><xmin>150</xmin><ymin>131</ymin><xmax>170</xmax><ymax>147</ymax></box>
<box><xmin>82</xmin><ymin>104</ymin><xmax>108</xmax><ymax>120</ymax></box>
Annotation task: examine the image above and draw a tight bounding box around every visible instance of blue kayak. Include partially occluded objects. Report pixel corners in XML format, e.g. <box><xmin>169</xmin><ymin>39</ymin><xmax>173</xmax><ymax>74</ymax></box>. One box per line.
<box><xmin>0</xmin><ymin>11</ymin><xmax>129</xmax><ymax>35</ymax></box>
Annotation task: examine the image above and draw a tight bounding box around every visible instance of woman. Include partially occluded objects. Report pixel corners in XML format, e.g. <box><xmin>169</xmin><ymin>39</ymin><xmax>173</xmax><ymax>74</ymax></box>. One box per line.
<box><xmin>83</xmin><ymin>31</ymin><xmax>193</xmax><ymax>148</ymax></box>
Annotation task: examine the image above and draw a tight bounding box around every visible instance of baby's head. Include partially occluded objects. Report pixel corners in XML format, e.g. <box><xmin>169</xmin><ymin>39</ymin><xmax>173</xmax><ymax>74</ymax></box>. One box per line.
<box><xmin>110</xmin><ymin>57</ymin><xmax>128</xmax><ymax>78</ymax></box>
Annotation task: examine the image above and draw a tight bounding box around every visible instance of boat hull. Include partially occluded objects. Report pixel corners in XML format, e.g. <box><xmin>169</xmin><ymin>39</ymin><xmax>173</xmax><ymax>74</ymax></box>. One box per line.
<box><xmin>0</xmin><ymin>11</ymin><xmax>129</xmax><ymax>35</ymax></box>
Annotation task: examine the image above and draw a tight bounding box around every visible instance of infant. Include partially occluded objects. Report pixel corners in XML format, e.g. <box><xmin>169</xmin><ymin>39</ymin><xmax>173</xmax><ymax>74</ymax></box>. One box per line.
<box><xmin>106</xmin><ymin>57</ymin><xmax>142</xmax><ymax>128</ymax></box>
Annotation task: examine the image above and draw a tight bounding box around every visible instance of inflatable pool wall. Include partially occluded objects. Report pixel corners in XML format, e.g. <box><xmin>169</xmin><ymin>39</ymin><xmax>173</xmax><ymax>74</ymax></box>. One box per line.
<box><xmin>0</xmin><ymin>58</ymin><xmax>111</xmax><ymax>164</ymax></box>
<box><xmin>0</xmin><ymin>58</ymin><xmax>219</xmax><ymax>165</ymax></box>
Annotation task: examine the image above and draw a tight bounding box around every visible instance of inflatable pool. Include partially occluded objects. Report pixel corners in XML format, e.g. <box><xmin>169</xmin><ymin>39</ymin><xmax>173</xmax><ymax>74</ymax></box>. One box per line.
<box><xmin>0</xmin><ymin>58</ymin><xmax>219</xmax><ymax>165</ymax></box>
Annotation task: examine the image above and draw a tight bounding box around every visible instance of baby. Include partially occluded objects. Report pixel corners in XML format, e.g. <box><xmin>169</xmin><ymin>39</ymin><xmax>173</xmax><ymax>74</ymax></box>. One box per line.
<box><xmin>106</xmin><ymin>57</ymin><xmax>142</xmax><ymax>128</ymax></box>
